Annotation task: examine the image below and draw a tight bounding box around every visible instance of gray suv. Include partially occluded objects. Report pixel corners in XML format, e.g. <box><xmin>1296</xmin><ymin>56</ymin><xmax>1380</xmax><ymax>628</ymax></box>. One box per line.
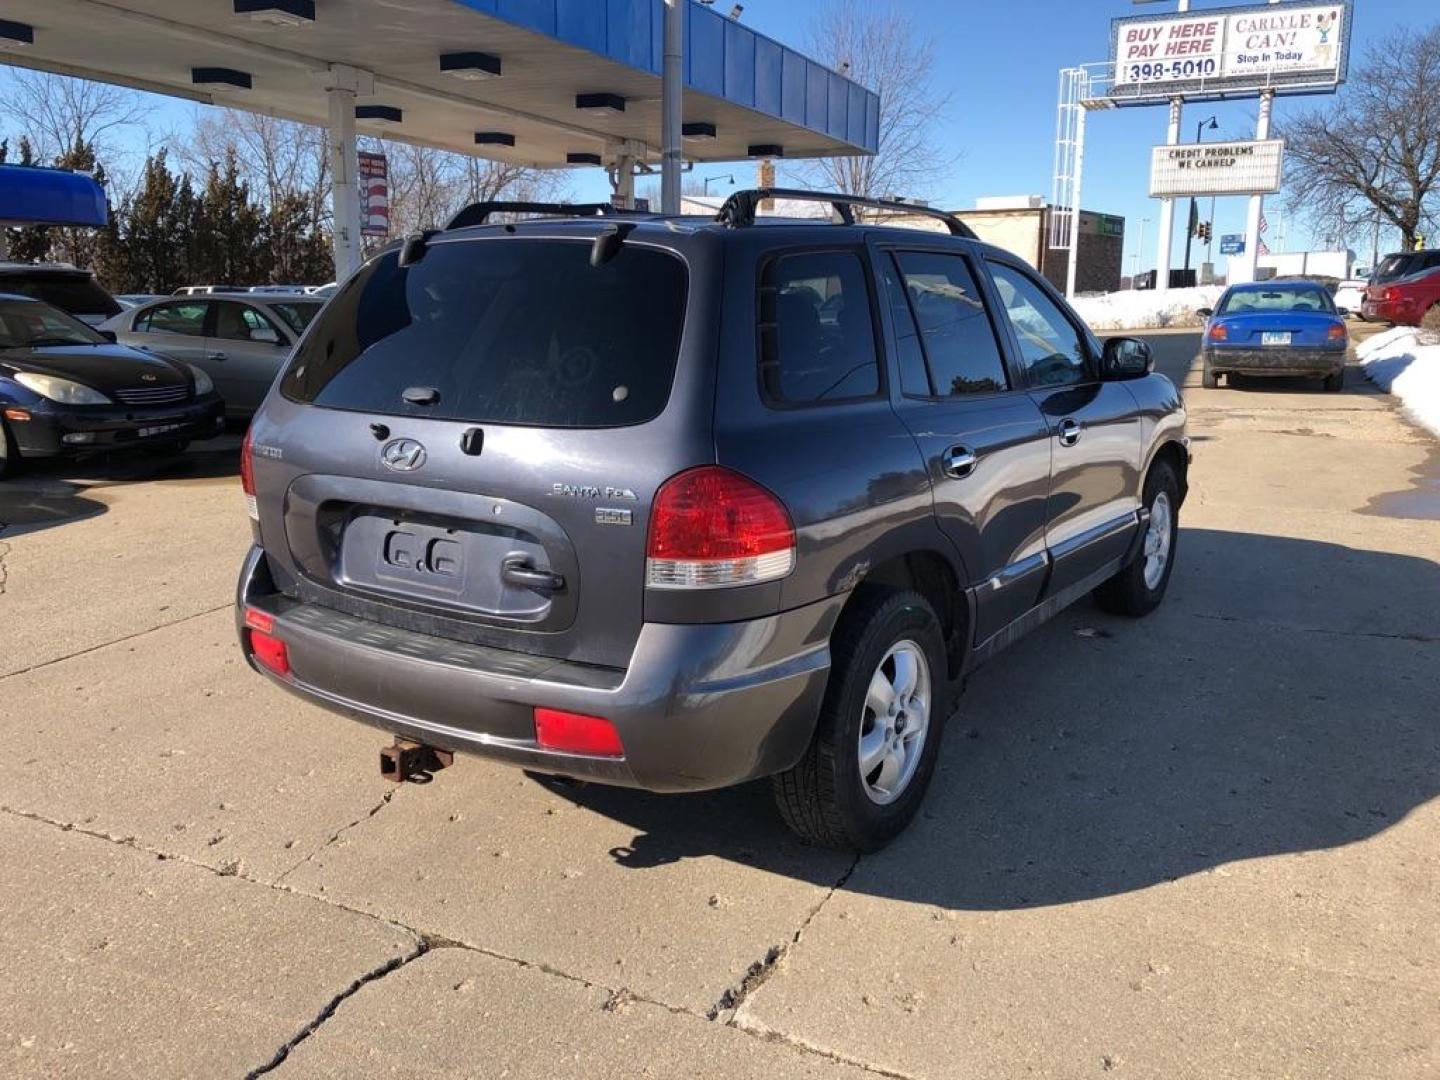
<box><xmin>237</xmin><ymin>191</ymin><xmax>1189</xmax><ymax>850</ymax></box>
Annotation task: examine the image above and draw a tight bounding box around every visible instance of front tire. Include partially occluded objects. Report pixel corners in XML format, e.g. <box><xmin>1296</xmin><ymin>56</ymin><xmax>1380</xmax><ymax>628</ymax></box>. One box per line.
<box><xmin>1094</xmin><ymin>460</ymin><xmax>1180</xmax><ymax>617</ymax></box>
<box><xmin>773</xmin><ymin>588</ymin><xmax>948</xmax><ymax>852</ymax></box>
<box><xmin>0</xmin><ymin>419</ymin><xmax>21</xmax><ymax>479</ymax></box>
<box><xmin>1201</xmin><ymin>365</ymin><xmax>1219</xmax><ymax>389</ymax></box>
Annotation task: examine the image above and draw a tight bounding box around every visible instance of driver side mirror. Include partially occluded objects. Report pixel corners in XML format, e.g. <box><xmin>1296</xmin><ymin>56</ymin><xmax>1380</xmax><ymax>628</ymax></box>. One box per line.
<box><xmin>1196</xmin><ymin>307</ymin><xmax>1214</xmax><ymax>318</ymax></box>
<box><xmin>250</xmin><ymin>326</ymin><xmax>281</xmax><ymax>345</ymax></box>
<box><xmin>98</xmin><ymin>329</ymin><xmax>117</xmax><ymax>343</ymax></box>
<box><xmin>1337</xmin><ymin>307</ymin><xmax>1351</xmax><ymax>318</ymax></box>
<box><xmin>1102</xmin><ymin>336</ymin><xmax>1153</xmax><ymax>381</ymax></box>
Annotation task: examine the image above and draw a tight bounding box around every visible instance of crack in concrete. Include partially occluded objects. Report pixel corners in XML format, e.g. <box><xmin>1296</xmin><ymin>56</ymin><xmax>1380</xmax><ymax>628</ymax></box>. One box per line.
<box><xmin>0</xmin><ymin>539</ymin><xmax>10</xmax><ymax>596</ymax></box>
<box><xmin>1191</xmin><ymin>610</ymin><xmax>1439</xmax><ymax>644</ymax></box>
<box><xmin>707</xmin><ymin>852</ymin><xmax>862</xmax><ymax>1022</ymax></box>
<box><xmin>0</xmin><ymin>602</ymin><xmax>232</xmax><ymax>683</ymax></box>
<box><xmin>244</xmin><ymin>937</ymin><xmax>429</xmax><ymax>1078</ymax></box>
<box><xmin>5</xmin><ymin>806</ymin><xmax>914</xmax><ymax>1079</ymax></box>
<box><xmin>275</xmin><ymin>788</ymin><xmax>397</xmax><ymax>884</ymax></box>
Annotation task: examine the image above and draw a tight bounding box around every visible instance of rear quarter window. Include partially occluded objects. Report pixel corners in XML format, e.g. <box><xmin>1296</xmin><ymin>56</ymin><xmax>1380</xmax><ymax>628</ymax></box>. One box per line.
<box><xmin>4</xmin><ymin>275</ymin><xmax>121</xmax><ymax>318</ymax></box>
<box><xmin>281</xmin><ymin>239</ymin><xmax>688</xmax><ymax>428</ymax></box>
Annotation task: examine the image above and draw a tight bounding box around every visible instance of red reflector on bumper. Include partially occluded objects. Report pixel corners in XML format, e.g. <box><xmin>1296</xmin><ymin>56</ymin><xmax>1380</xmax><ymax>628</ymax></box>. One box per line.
<box><xmin>249</xmin><ymin>628</ymin><xmax>291</xmax><ymax>678</ymax></box>
<box><xmin>244</xmin><ymin>607</ymin><xmax>275</xmax><ymax>633</ymax></box>
<box><xmin>534</xmin><ymin>708</ymin><xmax>624</xmax><ymax>758</ymax></box>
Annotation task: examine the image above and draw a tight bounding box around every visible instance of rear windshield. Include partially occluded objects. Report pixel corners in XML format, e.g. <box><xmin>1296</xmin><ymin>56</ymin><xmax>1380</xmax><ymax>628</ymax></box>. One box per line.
<box><xmin>1374</xmin><ymin>254</ymin><xmax>1420</xmax><ymax>282</ymax></box>
<box><xmin>281</xmin><ymin>239</ymin><xmax>687</xmax><ymax>428</ymax></box>
<box><xmin>1218</xmin><ymin>286</ymin><xmax>1335</xmax><ymax>314</ymax></box>
<box><xmin>4</xmin><ymin>275</ymin><xmax>121</xmax><ymax>318</ymax></box>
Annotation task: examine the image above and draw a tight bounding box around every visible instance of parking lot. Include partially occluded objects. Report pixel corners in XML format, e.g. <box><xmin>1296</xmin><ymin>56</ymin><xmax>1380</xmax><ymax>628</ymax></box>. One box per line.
<box><xmin>1</xmin><ymin>330</ymin><xmax>1436</xmax><ymax>1078</ymax></box>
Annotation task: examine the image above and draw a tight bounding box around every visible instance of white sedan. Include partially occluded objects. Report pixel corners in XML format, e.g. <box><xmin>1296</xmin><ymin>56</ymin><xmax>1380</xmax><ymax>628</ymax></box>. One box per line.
<box><xmin>1333</xmin><ymin>279</ymin><xmax>1369</xmax><ymax>317</ymax></box>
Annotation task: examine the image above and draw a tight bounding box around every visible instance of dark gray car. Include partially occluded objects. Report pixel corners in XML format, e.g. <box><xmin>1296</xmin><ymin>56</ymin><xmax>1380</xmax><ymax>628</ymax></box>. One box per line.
<box><xmin>236</xmin><ymin>191</ymin><xmax>1189</xmax><ymax>850</ymax></box>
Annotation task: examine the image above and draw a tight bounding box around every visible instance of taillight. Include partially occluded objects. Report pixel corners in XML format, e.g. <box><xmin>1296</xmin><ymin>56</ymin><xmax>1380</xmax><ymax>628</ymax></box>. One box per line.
<box><xmin>1383</xmin><ymin>288</ymin><xmax>1400</xmax><ymax>302</ymax></box>
<box><xmin>534</xmin><ymin>708</ymin><xmax>624</xmax><ymax>758</ymax></box>
<box><xmin>1328</xmin><ymin>323</ymin><xmax>1347</xmax><ymax>342</ymax></box>
<box><xmin>240</xmin><ymin>426</ymin><xmax>258</xmax><ymax>522</ymax></box>
<box><xmin>1208</xmin><ymin>323</ymin><xmax>1229</xmax><ymax>341</ymax></box>
<box><xmin>646</xmin><ymin>466</ymin><xmax>795</xmax><ymax>589</ymax></box>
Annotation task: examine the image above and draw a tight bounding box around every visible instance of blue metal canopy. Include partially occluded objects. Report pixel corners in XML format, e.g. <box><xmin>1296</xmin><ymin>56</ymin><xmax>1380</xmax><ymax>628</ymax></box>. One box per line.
<box><xmin>0</xmin><ymin>164</ymin><xmax>108</xmax><ymax>228</ymax></box>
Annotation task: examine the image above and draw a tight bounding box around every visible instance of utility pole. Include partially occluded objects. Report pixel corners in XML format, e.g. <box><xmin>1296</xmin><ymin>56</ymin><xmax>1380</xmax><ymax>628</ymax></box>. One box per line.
<box><xmin>1183</xmin><ymin>116</ymin><xmax>1218</xmax><ymax>278</ymax></box>
<box><xmin>661</xmin><ymin>0</ymin><xmax>685</xmax><ymax>215</ymax></box>
<box><xmin>1154</xmin><ymin>0</ymin><xmax>1190</xmax><ymax>294</ymax></box>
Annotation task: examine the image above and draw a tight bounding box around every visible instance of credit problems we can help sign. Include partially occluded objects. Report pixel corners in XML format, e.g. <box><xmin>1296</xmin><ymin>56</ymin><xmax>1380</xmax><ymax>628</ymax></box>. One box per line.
<box><xmin>1148</xmin><ymin>139</ymin><xmax>1285</xmax><ymax>199</ymax></box>
<box><xmin>1111</xmin><ymin>1</ymin><xmax>1350</xmax><ymax>101</ymax></box>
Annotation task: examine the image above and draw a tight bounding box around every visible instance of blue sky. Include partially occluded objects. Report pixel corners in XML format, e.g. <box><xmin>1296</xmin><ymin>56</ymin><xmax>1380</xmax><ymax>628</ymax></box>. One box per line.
<box><xmin>3</xmin><ymin>0</ymin><xmax>1432</xmax><ymax>273</ymax></box>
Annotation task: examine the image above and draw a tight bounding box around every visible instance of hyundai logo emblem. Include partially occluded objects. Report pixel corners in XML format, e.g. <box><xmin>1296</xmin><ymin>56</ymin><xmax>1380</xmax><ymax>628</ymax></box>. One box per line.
<box><xmin>381</xmin><ymin>438</ymin><xmax>427</xmax><ymax>473</ymax></box>
<box><xmin>140</xmin><ymin>374</ymin><xmax>158</xmax><ymax>382</ymax></box>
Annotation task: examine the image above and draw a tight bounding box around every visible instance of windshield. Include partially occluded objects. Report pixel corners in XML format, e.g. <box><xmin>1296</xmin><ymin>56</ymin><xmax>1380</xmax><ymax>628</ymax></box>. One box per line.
<box><xmin>268</xmin><ymin>301</ymin><xmax>323</xmax><ymax>335</ymax></box>
<box><xmin>1218</xmin><ymin>286</ymin><xmax>1336</xmax><ymax>315</ymax></box>
<box><xmin>0</xmin><ymin>299</ymin><xmax>106</xmax><ymax>349</ymax></box>
<box><xmin>282</xmin><ymin>238</ymin><xmax>688</xmax><ymax>428</ymax></box>
<box><xmin>3</xmin><ymin>275</ymin><xmax>122</xmax><ymax>318</ymax></box>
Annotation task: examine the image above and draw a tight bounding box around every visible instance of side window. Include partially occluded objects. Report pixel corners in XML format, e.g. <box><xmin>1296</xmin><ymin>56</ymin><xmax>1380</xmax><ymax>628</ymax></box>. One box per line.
<box><xmin>761</xmin><ymin>250</ymin><xmax>881</xmax><ymax>404</ymax></box>
<box><xmin>889</xmin><ymin>252</ymin><xmax>1009</xmax><ymax>396</ymax></box>
<box><xmin>879</xmin><ymin>257</ymin><xmax>937</xmax><ymax>396</ymax></box>
<box><xmin>987</xmin><ymin>262</ymin><xmax>1090</xmax><ymax>388</ymax></box>
<box><xmin>214</xmin><ymin>302</ymin><xmax>285</xmax><ymax>344</ymax></box>
<box><xmin>138</xmin><ymin>302</ymin><xmax>208</xmax><ymax>337</ymax></box>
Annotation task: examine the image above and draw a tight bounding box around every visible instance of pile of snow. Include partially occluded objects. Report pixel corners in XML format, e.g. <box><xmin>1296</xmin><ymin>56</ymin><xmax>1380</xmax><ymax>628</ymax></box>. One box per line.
<box><xmin>1357</xmin><ymin>326</ymin><xmax>1440</xmax><ymax>438</ymax></box>
<box><xmin>1071</xmin><ymin>286</ymin><xmax>1224</xmax><ymax>331</ymax></box>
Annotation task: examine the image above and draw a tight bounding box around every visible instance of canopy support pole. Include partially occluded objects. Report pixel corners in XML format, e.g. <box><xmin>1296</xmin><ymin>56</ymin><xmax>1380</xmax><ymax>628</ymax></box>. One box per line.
<box><xmin>323</xmin><ymin>64</ymin><xmax>373</xmax><ymax>281</ymax></box>
<box><xmin>661</xmin><ymin>0</ymin><xmax>685</xmax><ymax>215</ymax></box>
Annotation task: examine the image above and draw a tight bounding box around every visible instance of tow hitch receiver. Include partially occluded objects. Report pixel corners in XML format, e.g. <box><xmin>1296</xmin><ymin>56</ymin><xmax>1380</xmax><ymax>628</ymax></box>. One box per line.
<box><xmin>380</xmin><ymin>739</ymin><xmax>454</xmax><ymax>783</ymax></box>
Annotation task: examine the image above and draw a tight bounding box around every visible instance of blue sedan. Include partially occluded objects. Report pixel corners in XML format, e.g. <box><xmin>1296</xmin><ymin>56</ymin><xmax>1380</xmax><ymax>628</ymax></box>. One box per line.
<box><xmin>1197</xmin><ymin>281</ymin><xmax>1350</xmax><ymax>392</ymax></box>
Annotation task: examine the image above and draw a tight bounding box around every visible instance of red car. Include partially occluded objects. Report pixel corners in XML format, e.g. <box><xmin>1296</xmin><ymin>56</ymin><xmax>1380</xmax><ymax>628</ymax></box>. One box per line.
<box><xmin>1362</xmin><ymin>265</ymin><xmax>1440</xmax><ymax>325</ymax></box>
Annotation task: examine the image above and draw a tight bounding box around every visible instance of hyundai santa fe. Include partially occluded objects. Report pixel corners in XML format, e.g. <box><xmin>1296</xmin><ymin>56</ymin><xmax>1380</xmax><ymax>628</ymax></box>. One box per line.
<box><xmin>236</xmin><ymin>191</ymin><xmax>1189</xmax><ymax>850</ymax></box>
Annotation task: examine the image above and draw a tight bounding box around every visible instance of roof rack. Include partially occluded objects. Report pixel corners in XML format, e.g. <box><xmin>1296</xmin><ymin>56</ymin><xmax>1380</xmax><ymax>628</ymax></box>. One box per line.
<box><xmin>445</xmin><ymin>201</ymin><xmax>626</xmax><ymax>230</ymax></box>
<box><xmin>715</xmin><ymin>188</ymin><xmax>977</xmax><ymax>239</ymax></box>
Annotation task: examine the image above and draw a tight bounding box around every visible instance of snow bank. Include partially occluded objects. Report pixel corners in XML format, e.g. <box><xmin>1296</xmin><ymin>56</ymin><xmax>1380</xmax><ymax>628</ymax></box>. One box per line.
<box><xmin>1358</xmin><ymin>327</ymin><xmax>1440</xmax><ymax>438</ymax></box>
<box><xmin>1071</xmin><ymin>286</ymin><xmax>1225</xmax><ymax>332</ymax></box>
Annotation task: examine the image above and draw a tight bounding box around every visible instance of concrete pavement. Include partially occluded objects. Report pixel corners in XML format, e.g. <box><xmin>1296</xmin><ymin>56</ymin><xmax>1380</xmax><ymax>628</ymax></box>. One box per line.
<box><xmin>0</xmin><ymin>335</ymin><xmax>1435</xmax><ymax>1078</ymax></box>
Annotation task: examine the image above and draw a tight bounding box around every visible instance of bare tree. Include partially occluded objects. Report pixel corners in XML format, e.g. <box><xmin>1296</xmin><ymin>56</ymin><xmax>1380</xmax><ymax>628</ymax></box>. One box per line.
<box><xmin>1282</xmin><ymin>26</ymin><xmax>1440</xmax><ymax>250</ymax></box>
<box><xmin>0</xmin><ymin>69</ymin><xmax>149</xmax><ymax>167</ymax></box>
<box><xmin>790</xmin><ymin>0</ymin><xmax>955</xmax><ymax>202</ymax></box>
<box><xmin>181</xmin><ymin>109</ymin><xmax>331</xmax><ymax>225</ymax></box>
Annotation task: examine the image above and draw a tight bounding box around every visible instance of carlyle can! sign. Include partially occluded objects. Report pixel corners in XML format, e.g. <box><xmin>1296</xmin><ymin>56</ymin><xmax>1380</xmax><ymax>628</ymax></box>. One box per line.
<box><xmin>1111</xmin><ymin>0</ymin><xmax>1350</xmax><ymax>102</ymax></box>
<box><xmin>1149</xmin><ymin>139</ymin><xmax>1285</xmax><ymax>198</ymax></box>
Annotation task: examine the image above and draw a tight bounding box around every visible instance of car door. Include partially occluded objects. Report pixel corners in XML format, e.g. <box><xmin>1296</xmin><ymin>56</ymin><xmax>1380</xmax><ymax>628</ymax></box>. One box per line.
<box><xmin>206</xmin><ymin>301</ymin><xmax>293</xmax><ymax>415</ymax></box>
<box><xmin>121</xmin><ymin>300</ymin><xmax>211</xmax><ymax>366</ymax></box>
<box><xmin>983</xmin><ymin>258</ymin><xmax>1143</xmax><ymax>597</ymax></box>
<box><xmin>876</xmin><ymin>245</ymin><xmax>1053</xmax><ymax>644</ymax></box>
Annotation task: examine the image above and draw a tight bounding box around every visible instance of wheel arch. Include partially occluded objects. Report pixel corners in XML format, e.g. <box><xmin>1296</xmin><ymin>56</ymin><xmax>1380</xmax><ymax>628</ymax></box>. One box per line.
<box><xmin>841</xmin><ymin>549</ymin><xmax>971</xmax><ymax>681</ymax></box>
<box><xmin>1146</xmin><ymin>438</ymin><xmax>1190</xmax><ymax>507</ymax></box>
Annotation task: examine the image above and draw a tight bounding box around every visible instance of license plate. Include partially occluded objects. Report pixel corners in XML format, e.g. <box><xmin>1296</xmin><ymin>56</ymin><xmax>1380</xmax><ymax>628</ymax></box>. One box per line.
<box><xmin>138</xmin><ymin>422</ymin><xmax>184</xmax><ymax>438</ymax></box>
<box><xmin>1261</xmin><ymin>331</ymin><xmax>1292</xmax><ymax>346</ymax></box>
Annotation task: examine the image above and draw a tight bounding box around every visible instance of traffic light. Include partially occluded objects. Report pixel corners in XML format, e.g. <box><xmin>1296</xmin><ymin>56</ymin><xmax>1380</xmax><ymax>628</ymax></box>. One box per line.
<box><xmin>1196</xmin><ymin>221</ymin><xmax>1212</xmax><ymax>243</ymax></box>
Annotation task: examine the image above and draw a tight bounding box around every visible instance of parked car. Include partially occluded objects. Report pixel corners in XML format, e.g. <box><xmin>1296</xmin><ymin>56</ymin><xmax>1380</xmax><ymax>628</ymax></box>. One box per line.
<box><xmin>1332</xmin><ymin>278</ymin><xmax>1369</xmax><ymax>317</ymax></box>
<box><xmin>248</xmin><ymin>284</ymin><xmax>309</xmax><ymax>294</ymax></box>
<box><xmin>1369</xmin><ymin>249</ymin><xmax>1440</xmax><ymax>288</ymax></box>
<box><xmin>1361</xmin><ymin>265</ymin><xmax>1440</xmax><ymax>327</ymax></box>
<box><xmin>102</xmin><ymin>293</ymin><xmax>325</xmax><ymax>417</ymax></box>
<box><xmin>0</xmin><ymin>262</ymin><xmax>122</xmax><ymax>327</ymax></box>
<box><xmin>0</xmin><ymin>294</ymin><xmax>224</xmax><ymax>477</ymax></box>
<box><xmin>171</xmin><ymin>285</ymin><xmax>247</xmax><ymax>296</ymax></box>
<box><xmin>1198</xmin><ymin>281</ymin><xmax>1348</xmax><ymax>391</ymax></box>
<box><xmin>235</xmin><ymin>192</ymin><xmax>1190</xmax><ymax>851</ymax></box>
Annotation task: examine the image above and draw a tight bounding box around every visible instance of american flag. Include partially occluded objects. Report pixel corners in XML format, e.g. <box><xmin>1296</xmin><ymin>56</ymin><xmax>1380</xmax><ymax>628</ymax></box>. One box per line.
<box><xmin>1259</xmin><ymin>238</ymin><xmax>1271</xmax><ymax>256</ymax></box>
<box><xmin>1260</xmin><ymin>213</ymin><xmax>1270</xmax><ymax>235</ymax></box>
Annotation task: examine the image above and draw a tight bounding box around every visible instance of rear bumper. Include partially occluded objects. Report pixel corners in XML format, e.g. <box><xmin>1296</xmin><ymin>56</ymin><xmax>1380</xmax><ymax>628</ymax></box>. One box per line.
<box><xmin>1361</xmin><ymin>298</ymin><xmax>1417</xmax><ymax>325</ymax></box>
<box><xmin>7</xmin><ymin>394</ymin><xmax>225</xmax><ymax>457</ymax></box>
<box><xmin>1203</xmin><ymin>346</ymin><xmax>1345</xmax><ymax>376</ymax></box>
<box><xmin>236</xmin><ymin>546</ymin><xmax>841</xmax><ymax>793</ymax></box>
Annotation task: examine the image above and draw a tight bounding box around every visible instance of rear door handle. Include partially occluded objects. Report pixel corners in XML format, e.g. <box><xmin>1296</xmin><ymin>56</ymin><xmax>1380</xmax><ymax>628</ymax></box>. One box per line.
<box><xmin>1057</xmin><ymin>418</ymin><xmax>1082</xmax><ymax>447</ymax></box>
<box><xmin>207</xmin><ymin>351</ymin><xmax>228</xmax><ymax>362</ymax></box>
<box><xmin>501</xmin><ymin>557</ymin><xmax>565</xmax><ymax>593</ymax></box>
<box><xmin>942</xmin><ymin>445</ymin><xmax>979</xmax><ymax>479</ymax></box>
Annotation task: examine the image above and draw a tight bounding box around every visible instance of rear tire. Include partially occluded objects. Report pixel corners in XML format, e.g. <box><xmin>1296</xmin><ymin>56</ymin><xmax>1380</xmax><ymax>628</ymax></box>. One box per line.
<box><xmin>772</xmin><ymin>588</ymin><xmax>948</xmax><ymax>852</ymax></box>
<box><xmin>0</xmin><ymin>419</ymin><xmax>21</xmax><ymax>479</ymax></box>
<box><xmin>1094</xmin><ymin>460</ymin><xmax>1180</xmax><ymax>618</ymax></box>
<box><xmin>1324</xmin><ymin>368</ymin><xmax>1345</xmax><ymax>392</ymax></box>
<box><xmin>1201</xmin><ymin>364</ymin><xmax>1219</xmax><ymax>389</ymax></box>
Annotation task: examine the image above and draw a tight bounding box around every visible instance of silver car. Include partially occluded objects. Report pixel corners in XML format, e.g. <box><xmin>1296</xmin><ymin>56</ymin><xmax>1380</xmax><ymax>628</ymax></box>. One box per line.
<box><xmin>102</xmin><ymin>293</ymin><xmax>325</xmax><ymax>417</ymax></box>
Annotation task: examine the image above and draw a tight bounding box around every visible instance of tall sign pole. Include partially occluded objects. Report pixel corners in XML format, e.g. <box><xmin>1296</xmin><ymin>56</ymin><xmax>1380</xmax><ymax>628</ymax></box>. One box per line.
<box><xmin>1155</xmin><ymin>95</ymin><xmax>1183</xmax><ymax>294</ymax></box>
<box><xmin>1234</xmin><ymin>87</ymin><xmax>1275</xmax><ymax>283</ymax></box>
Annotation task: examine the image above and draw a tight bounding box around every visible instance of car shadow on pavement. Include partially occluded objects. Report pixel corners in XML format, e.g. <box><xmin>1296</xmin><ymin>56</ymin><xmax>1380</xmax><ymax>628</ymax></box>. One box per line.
<box><xmin>540</xmin><ymin>529</ymin><xmax>1440</xmax><ymax>911</ymax></box>
<box><xmin>0</xmin><ymin>440</ymin><xmax>240</xmax><ymax>538</ymax></box>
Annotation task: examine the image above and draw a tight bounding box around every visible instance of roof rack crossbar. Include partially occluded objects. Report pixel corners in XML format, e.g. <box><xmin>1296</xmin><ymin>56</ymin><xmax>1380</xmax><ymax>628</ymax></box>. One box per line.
<box><xmin>445</xmin><ymin>201</ymin><xmax>621</xmax><ymax>230</ymax></box>
<box><xmin>715</xmin><ymin>188</ymin><xmax>977</xmax><ymax>239</ymax></box>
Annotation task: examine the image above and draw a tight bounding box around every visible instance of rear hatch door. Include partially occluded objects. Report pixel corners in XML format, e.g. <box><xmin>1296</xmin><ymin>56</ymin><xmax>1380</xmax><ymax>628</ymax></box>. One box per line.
<box><xmin>251</xmin><ymin>230</ymin><xmax>708</xmax><ymax>670</ymax></box>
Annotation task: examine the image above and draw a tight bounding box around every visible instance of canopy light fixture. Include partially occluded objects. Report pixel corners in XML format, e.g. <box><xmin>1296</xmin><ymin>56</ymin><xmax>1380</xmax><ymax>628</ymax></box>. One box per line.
<box><xmin>683</xmin><ymin>122</ymin><xmax>717</xmax><ymax>142</ymax></box>
<box><xmin>440</xmin><ymin>51</ymin><xmax>502</xmax><ymax>80</ymax></box>
<box><xmin>0</xmin><ymin>19</ymin><xmax>35</xmax><ymax>49</ymax></box>
<box><xmin>355</xmin><ymin>105</ymin><xmax>403</xmax><ymax>125</ymax></box>
<box><xmin>567</xmin><ymin>153</ymin><xmax>603</xmax><ymax>167</ymax></box>
<box><xmin>748</xmin><ymin>144</ymin><xmax>784</xmax><ymax>159</ymax></box>
<box><xmin>233</xmin><ymin>0</ymin><xmax>315</xmax><ymax>25</ymax></box>
<box><xmin>192</xmin><ymin>67</ymin><xmax>253</xmax><ymax>90</ymax></box>
<box><xmin>475</xmin><ymin>132</ymin><xmax>516</xmax><ymax>147</ymax></box>
<box><xmin>576</xmin><ymin>93</ymin><xmax>626</xmax><ymax>116</ymax></box>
